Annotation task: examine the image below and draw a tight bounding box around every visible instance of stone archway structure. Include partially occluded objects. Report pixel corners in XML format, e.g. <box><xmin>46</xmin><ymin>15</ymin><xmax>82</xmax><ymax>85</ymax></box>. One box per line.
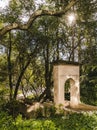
<box><xmin>53</xmin><ymin>61</ymin><xmax>80</xmax><ymax>108</ymax></box>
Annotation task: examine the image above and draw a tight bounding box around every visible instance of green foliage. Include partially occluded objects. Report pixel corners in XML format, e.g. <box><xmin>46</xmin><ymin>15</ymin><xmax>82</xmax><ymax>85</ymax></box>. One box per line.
<box><xmin>0</xmin><ymin>112</ymin><xmax>14</xmax><ymax>130</ymax></box>
<box><xmin>0</xmin><ymin>55</ymin><xmax>7</xmax><ymax>82</ymax></box>
<box><xmin>3</xmin><ymin>100</ymin><xmax>27</xmax><ymax>118</ymax></box>
<box><xmin>0</xmin><ymin>111</ymin><xmax>97</xmax><ymax>130</ymax></box>
<box><xmin>0</xmin><ymin>86</ymin><xmax>9</xmax><ymax>107</ymax></box>
<box><xmin>0</xmin><ymin>0</ymin><xmax>97</xmax><ymax>107</ymax></box>
<box><xmin>42</xmin><ymin>103</ymin><xmax>56</xmax><ymax>118</ymax></box>
<box><xmin>80</xmin><ymin>65</ymin><xmax>97</xmax><ymax>105</ymax></box>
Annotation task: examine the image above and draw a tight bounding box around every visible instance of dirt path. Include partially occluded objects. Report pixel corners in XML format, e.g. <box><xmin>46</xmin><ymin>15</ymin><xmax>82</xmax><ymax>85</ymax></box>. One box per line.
<box><xmin>65</xmin><ymin>103</ymin><xmax>97</xmax><ymax>113</ymax></box>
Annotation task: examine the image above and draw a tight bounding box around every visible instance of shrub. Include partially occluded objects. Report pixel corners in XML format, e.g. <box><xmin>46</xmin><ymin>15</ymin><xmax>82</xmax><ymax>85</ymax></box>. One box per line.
<box><xmin>3</xmin><ymin>100</ymin><xmax>27</xmax><ymax>118</ymax></box>
<box><xmin>0</xmin><ymin>111</ymin><xmax>14</xmax><ymax>130</ymax></box>
<box><xmin>0</xmin><ymin>86</ymin><xmax>9</xmax><ymax>107</ymax></box>
<box><xmin>0</xmin><ymin>107</ymin><xmax>97</xmax><ymax>130</ymax></box>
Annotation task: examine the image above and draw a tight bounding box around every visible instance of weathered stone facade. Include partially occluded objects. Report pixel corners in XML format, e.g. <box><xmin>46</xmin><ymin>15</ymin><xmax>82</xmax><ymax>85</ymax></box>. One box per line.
<box><xmin>53</xmin><ymin>62</ymin><xmax>80</xmax><ymax>108</ymax></box>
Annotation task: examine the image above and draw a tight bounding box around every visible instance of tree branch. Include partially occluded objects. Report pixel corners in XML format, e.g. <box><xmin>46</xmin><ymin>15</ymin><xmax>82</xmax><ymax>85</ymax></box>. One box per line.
<box><xmin>0</xmin><ymin>0</ymin><xmax>77</xmax><ymax>38</ymax></box>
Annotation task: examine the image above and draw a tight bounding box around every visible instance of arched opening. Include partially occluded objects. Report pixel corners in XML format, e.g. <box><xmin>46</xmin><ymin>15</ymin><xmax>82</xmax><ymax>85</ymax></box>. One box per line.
<box><xmin>64</xmin><ymin>79</ymin><xmax>70</xmax><ymax>101</ymax></box>
<box><xmin>64</xmin><ymin>78</ymin><xmax>75</xmax><ymax>101</ymax></box>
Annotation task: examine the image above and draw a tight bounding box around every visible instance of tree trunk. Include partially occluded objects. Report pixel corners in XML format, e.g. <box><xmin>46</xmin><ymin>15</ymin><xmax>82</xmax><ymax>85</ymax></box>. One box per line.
<box><xmin>13</xmin><ymin>59</ymin><xmax>31</xmax><ymax>99</ymax></box>
<box><xmin>7</xmin><ymin>32</ymin><xmax>13</xmax><ymax>100</ymax></box>
<box><xmin>43</xmin><ymin>40</ymin><xmax>53</xmax><ymax>101</ymax></box>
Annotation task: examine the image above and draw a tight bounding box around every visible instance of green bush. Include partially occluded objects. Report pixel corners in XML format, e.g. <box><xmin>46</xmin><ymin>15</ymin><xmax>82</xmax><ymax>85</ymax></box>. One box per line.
<box><xmin>0</xmin><ymin>112</ymin><xmax>14</xmax><ymax>130</ymax></box>
<box><xmin>0</xmin><ymin>86</ymin><xmax>9</xmax><ymax>107</ymax></box>
<box><xmin>3</xmin><ymin>100</ymin><xmax>27</xmax><ymax>118</ymax></box>
<box><xmin>0</xmin><ymin>111</ymin><xmax>97</xmax><ymax>130</ymax></box>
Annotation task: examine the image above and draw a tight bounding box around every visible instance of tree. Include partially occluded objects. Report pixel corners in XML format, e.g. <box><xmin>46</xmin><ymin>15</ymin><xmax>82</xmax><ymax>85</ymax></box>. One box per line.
<box><xmin>1</xmin><ymin>29</ymin><xmax>40</xmax><ymax>100</ymax></box>
<box><xmin>0</xmin><ymin>0</ymin><xmax>77</xmax><ymax>101</ymax></box>
<box><xmin>0</xmin><ymin>0</ymin><xmax>77</xmax><ymax>38</ymax></box>
<box><xmin>77</xmin><ymin>0</ymin><xmax>97</xmax><ymax>104</ymax></box>
<box><xmin>0</xmin><ymin>0</ymin><xmax>97</xmax><ymax>103</ymax></box>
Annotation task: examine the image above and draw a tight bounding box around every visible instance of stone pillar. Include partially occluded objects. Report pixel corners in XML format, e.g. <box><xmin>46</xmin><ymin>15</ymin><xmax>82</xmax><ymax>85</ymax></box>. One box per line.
<box><xmin>70</xmin><ymin>76</ymin><xmax>80</xmax><ymax>108</ymax></box>
<box><xmin>53</xmin><ymin>65</ymin><xmax>65</xmax><ymax>105</ymax></box>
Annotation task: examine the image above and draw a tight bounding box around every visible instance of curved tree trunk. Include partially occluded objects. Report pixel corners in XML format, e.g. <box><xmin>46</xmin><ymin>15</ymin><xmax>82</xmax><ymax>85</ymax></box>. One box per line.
<box><xmin>13</xmin><ymin>59</ymin><xmax>31</xmax><ymax>99</ymax></box>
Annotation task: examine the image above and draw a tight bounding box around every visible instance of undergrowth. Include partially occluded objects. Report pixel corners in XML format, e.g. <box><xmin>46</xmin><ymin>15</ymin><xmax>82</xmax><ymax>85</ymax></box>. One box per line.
<box><xmin>0</xmin><ymin>111</ymin><xmax>97</xmax><ymax>130</ymax></box>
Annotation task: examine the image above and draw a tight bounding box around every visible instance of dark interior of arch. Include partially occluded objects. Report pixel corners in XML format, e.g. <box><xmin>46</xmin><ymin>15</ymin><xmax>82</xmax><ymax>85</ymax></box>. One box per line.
<box><xmin>64</xmin><ymin>79</ymin><xmax>71</xmax><ymax>101</ymax></box>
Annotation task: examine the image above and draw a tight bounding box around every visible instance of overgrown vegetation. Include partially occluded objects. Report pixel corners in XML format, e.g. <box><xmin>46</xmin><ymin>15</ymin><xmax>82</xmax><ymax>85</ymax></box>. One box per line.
<box><xmin>0</xmin><ymin>0</ymin><xmax>97</xmax><ymax>129</ymax></box>
<box><xmin>0</xmin><ymin>0</ymin><xmax>97</xmax><ymax>103</ymax></box>
<box><xmin>0</xmin><ymin>111</ymin><xmax>97</xmax><ymax>130</ymax></box>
